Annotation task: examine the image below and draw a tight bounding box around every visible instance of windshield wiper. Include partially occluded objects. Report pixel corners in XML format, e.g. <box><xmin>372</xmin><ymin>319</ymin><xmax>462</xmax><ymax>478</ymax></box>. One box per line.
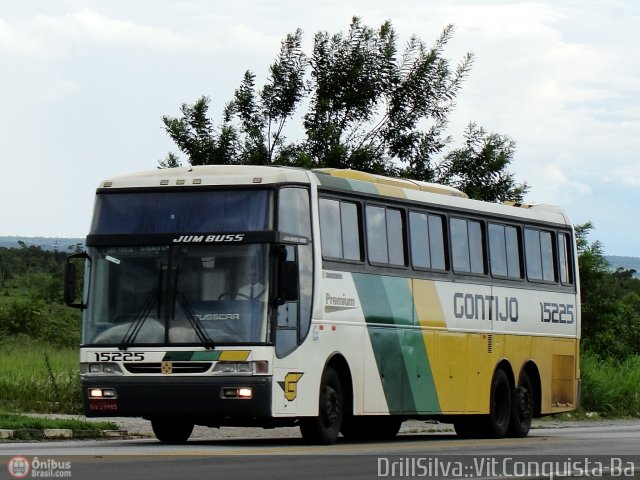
<box><xmin>177</xmin><ymin>293</ymin><xmax>215</xmax><ymax>349</ymax></box>
<box><xmin>119</xmin><ymin>289</ymin><xmax>159</xmax><ymax>350</ymax></box>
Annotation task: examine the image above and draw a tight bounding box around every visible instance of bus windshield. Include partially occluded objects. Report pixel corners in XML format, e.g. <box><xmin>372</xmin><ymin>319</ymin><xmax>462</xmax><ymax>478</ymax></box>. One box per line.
<box><xmin>90</xmin><ymin>190</ymin><xmax>272</xmax><ymax>234</ymax></box>
<box><xmin>83</xmin><ymin>243</ymin><xmax>270</xmax><ymax>346</ymax></box>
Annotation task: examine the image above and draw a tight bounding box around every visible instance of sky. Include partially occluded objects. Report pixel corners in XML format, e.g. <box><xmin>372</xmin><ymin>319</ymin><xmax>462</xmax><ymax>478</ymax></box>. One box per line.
<box><xmin>0</xmin><ymin>0</ymin><xmax>638</xmax><ymax>256</ymax></box>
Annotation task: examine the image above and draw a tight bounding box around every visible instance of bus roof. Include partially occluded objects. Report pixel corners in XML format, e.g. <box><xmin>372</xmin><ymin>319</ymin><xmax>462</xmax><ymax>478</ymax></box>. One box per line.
<box><xmin>99</xmin><ymin>165</ymin><xmax>572</xmax><ymax>227</ymax></box>
<box><xmin>99</xmin><ymin>165</ymin><xmax>313</xmax><ymax>189</ymax></box>
<box><xmin>311</xmin><ymin>168</ymin><xmax>571</xmax><ymax>227</ymax></box>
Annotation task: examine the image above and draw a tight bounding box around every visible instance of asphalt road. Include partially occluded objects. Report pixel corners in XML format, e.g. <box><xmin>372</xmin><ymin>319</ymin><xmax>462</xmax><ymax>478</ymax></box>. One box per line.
<box><xmin>2</xmin><ymin>422</ymin><xmax>640</xmax><ymax>479</ymax></box>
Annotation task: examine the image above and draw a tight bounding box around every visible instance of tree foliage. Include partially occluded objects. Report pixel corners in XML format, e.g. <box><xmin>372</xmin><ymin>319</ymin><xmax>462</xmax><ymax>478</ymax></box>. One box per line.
<box><xmin>438</xmin><ymin>123</ymin><xmax>528</xmax><ymax>203</ymax></box>
<box><xmin>160</xmin><ymin>17</ymin><xmax>527</xmax><ymax>202</ymax></box>
<box><xmin>0</xmin><ymin>246</ymin><xmax>80</xmax><ymax>347</ymax></box>
<box><xmin>577</xmin><ymin>223</ymin><xmax>640</xmax><ymax>361</ymax></box>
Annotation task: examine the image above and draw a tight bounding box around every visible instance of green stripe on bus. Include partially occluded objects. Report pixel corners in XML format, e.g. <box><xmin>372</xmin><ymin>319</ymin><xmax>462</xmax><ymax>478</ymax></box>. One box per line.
<box><xmin>163</xmin><ymin>351</ymin><xmax>221</xmax><ymax>361</ymax></box>
<box><xmin>345</xmin><ymin>179</ymin><xmax>378</xmax><ymax>195</ymax></box>
<box><xmin>315</xmin><ymin>174</ymin><xmax>354</xmax><ymax>191</ymax></box>
<box><xmin>353</xmin><ymin>273</ymin><xmax>440</xmax><ymax>414</ymax></box>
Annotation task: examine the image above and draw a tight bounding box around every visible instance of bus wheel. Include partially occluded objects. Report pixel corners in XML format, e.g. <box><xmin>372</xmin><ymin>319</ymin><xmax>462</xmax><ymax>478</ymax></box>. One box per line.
<box><xmin>486</xmin><ymin>369</ymin><xmax>512</xmax><ymax>438</ymax></box>
<box><xmin>151</xmin><ymin>419</ymin><xmax>194</xmax><ymax>443</ymax></box>
<box><xmin>508</xmin><ymin>371</ymin><xmax>533</xmax><ymax>438</ymax></box>
<box><xmin>300</xmin><ymin>367</ymin><xmax>343</xmax><ymax>444</ymax></box>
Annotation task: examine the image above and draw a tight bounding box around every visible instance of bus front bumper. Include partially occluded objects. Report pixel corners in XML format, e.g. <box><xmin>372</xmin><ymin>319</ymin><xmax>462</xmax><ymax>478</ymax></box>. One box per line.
<box><xmin>81</xmin><ymin>375</ymin><xmax>272</xmax><ymax>418</ymax></box>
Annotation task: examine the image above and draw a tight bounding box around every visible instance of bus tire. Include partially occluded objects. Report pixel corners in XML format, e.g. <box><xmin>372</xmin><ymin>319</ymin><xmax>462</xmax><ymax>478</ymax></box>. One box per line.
<box><xmin>151</xmin><ymin>419</ymin><xmax>194</xmax><ymax>443</ymax></box>
<box><xmin>508</xmin><ymin>371</ymin><xmax>533</xmax><ymax>438</ymax></box>
<box><xmin>486</xmin><ymin>368</ymin><xmax>512</xmax><ymax>438</ymax></box>
<box><xmin>300</xmin><ymin>367</ymin><xmax>343</xmax><ymax>444</ymax></box>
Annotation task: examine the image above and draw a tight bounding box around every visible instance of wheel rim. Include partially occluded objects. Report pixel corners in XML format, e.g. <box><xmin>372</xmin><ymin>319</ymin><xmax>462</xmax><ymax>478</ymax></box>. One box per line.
<box><xmin>516</xmin><ymin>385</ymin><xmax>532</xmax><ymax>422</ymax></box>
<box><xmin>321</xmin><ymin>385</ymin><xmax>340</xmax><ymax>427</ymax></box>
<box><xmin>493</xmin><ymin>377</ymin><xmax>510</xmax><ymax>428</ymax></box>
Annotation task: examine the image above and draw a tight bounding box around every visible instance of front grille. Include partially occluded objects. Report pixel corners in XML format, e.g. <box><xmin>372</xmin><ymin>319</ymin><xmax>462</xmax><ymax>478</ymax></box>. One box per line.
<box><xmin>123</xmin><ymin>362</ymin><xmax>212</xmax><ymax>374</ymax></box>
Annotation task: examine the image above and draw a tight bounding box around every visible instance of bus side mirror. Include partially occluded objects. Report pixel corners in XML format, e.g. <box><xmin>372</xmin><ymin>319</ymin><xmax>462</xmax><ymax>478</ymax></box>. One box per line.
<box><xmin>64</xmin><ymin>253</ymin><xmax>89</xmax><ymax>309</ymax></box>
<box><xmin>277</xmin><ymin>259</ymin><xmax>299</xmax><ymax>305</ymax></box>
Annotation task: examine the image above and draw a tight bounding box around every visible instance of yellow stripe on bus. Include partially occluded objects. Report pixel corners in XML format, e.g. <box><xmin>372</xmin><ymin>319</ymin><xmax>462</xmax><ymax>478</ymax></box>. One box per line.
<box><xmin>218</xmin><ymin>350</ymin><xmax>251</xmax><ymax>361</ymax></box>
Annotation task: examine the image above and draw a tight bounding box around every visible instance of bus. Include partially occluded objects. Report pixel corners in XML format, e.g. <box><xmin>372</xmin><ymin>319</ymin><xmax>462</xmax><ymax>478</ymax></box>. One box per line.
<box><xmin>64</xmin><ymin>165</ymin><xmax>580</xmax><ymax>444</ymax></box>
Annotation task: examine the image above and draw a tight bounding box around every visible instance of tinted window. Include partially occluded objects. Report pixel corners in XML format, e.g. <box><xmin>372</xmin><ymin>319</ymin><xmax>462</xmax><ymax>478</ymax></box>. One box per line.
<box><xmin>319</xmin><ymin>198</ymin><xmax>342</xmax><ymax>258</ymax></box>
<box><xmin>558</xmin><ymin>232</ymin><xmax>573</xmax><ymax>285</ymax></box>
<box><xmin>410</xmin><ymin>212</ymin><xmax>446</xmax><ymax>270</ymax></box>
<box><xmin>387</xmin><ymin>209</ymin><xmax>405</xmax><ymax>266</ymax></box>
<box><xmin>505</xmin><ymin>226</ymin><xmax>521</xmax><ymax>278</ymax></box>
<box><xmin>367</xmin><ymin>206</ymin><xmax>389</xmax><ymax>264</ymax></box>
<box><xmin>366</xmin><ymin>206</ymin><xmax>405</xmax><ymax>266</ymax></box>
<box><xmin>279</xmin><ymin>188</ymin><xmax>311</xmax><ymax>238</ymax></box>
<box><xmin>342</xmin><ymin>202</ymin><xmax>361</xmax><ymax>261</ymax></box>
<box><xmin>319</xmin><ymin>198</ymin><xmax>362</xmax><ymax>261</ymax></box>
<box><xmin>451</xmin><ymin>218</ymin><xmax>485</xmax><ymax>274</ymax></box>
<box><xmin>92</xmin><ymin>190</ymin><xmax>272</xmax><ymax>234</ymax></box>
<box><xmin>489</xmin><ymin>223</ymin><xmax>521</xmax><ymax>278</ymax></box>
<box><xmin>525</xmin><ymin>228</ymin><xmax>556</xmax><ymax>282</ymax></box>
<box><xmin>489</xmin><ymin>224</ymin><xmax>508</xmax><ymax>276</ymax></box>
<box><xmin>540</xmin><ymin>231</ymin><xmax>555</xmax><ymax>281</ymax></box>
<box><xmin>468</xmin><ymin>221</ymin><xmax>484</xmax><ymax>274</ymax></box>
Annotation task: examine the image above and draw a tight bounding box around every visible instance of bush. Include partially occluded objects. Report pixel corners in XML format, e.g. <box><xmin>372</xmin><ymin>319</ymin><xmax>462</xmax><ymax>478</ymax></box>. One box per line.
<box><xmin>580</xmin><ymin>350</ymin><xmax>640</xmax><ymax>416</ymax></box>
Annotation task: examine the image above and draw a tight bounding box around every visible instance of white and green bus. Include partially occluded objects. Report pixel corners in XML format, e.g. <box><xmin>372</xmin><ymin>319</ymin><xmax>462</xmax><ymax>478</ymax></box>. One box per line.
<box><xmin>65</xmin><ymin>165</ymin><xmax>580</xmax><ymax>444</ymax></box>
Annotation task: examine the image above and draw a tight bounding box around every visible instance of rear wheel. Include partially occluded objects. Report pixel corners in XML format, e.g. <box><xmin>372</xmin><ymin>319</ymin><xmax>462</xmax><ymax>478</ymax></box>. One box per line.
<box><xmin>151</xmin><ymin>419</ymin><xmax>194</xmax><ymax>443</ymax></box>
<box><xmin>300</xmin><ymin>367</ymin><xmax>343</xmax><ymax>444</ymax></box>
<box><xmin>508</xmin><ymin>371</ymin><xmax>533</xmax><ymax>438</ymax></box>
<box><xmin>486</xmin><ymin>369</ymin><xmax>512</xmax><ymax>438</ymax></box>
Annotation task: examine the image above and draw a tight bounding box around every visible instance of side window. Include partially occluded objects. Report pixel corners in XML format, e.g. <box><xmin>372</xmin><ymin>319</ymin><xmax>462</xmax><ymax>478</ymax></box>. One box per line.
<box><xmin>558</xmin><ymin>232</ymin><xmax>574</xmax><ymax>285</ymax></box>
<box><xmin>366</xmin><ymin>205</ymin><xmax>406</xmax><ymax>266</ymax></box>
<box><xmin>451</xmin><ymin>218</ymin><xmax>485</xmax><ymax>274</ymax></box>
<box><xmin>525</xmin><ymin>228</ymin><xmax>556</xmax><ymax>282</ymax></box>
<box><xmin>319</xmin><ymin>198</ymin><xmax>362</xmax><ymax>261</ymax></box>
<box><xmin>409</xmin><ymin>211</ymin><xmax>447</xmax><ymax>270</ymax></box>
<box><xmin>277</xmin><ymin>188</ymin><xmax>313</xmax><ymax>357</ymax></box>
<box><xmin>489</xmin><ymin>223</ymin><xmax>521</xmax><ymax>278</ymax></box>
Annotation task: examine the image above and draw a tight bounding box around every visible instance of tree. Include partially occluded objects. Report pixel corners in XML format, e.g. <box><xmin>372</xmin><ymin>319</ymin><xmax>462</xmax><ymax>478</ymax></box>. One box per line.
<box><xmin>160</xmin><ymin>17</ymin><xmax>526</xmax><ymax>202</ymax></box>
<box><xmin>162</xmin><ymin>96</ymin><xmax>238</xmax><ymax>166</ymax></box>
<box><xmin>437</xmin><ymin>123</ymin><xmax>528</xmax><ymax>202</ymax></box>
<box><xmin>576</xmin><ymin>222</ymin><xmax>640</xmax><ymax>360</ymax></box>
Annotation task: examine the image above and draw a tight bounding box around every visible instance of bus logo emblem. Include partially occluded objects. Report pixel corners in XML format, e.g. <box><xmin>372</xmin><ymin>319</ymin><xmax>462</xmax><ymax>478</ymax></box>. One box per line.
<box><xmin>161</xmin><ymin>361</ymin><xmax>173</xmax><ymax>375</ymax></box>
<box><xmin>278</xmin><ymin>372</ymin><xmax>304</xmax><ymax>401</ymax></box>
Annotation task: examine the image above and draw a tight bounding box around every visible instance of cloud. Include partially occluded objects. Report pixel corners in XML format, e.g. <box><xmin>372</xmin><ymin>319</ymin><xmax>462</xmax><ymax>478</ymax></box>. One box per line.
<box><xmin>0</xmin><ymin>8</ymin><xmax>216</xmax><ymax>58</ymax></box>
<box><xmin>440</xmin><ymin>2</ymin><xmax>562</xmax><ymax>39</ymax></box>
<box><xmin>523</xmin><ymin>163</ymin><xmax>592</xmax><ymax>206</ymax></box>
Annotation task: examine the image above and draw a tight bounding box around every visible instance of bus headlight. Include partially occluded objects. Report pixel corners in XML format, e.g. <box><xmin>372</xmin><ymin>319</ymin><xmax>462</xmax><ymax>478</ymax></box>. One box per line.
<box><xmin>88</xmin><ymin>388</ymin><xmax>117</xmax><ymax>399</ymax></box>
<box><xmin>212</xmin><ymin>361</ymin><xmax>268</xmax><ymax>375</ymax></box>
<box><xmin>81</xmin><ymin>363</ymin><xmax>124</xmax><ymax>376</ymax></box>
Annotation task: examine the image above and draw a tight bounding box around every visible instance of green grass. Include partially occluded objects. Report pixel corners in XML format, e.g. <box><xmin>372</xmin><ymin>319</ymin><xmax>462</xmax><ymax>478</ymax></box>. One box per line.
<box><xmin>0</xmin><ymin>338</ymin><xmax>82</xmax><ymax>414</ymax></box>
<box><xmin>579</xmin><ymin>350</ymin><xmax>640</xmax><ymax>417</ymax></box>
<box><xmin>0</xmin><ymin>413</ymin><xmax>115</xmax><ymax>431</ymax></box>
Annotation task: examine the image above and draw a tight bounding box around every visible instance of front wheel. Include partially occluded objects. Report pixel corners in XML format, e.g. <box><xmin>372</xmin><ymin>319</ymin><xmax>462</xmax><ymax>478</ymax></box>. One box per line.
<box><xmin>300</xmin><ymin>367</ymin><xmax>343</xmax><ymax>444</ymax></box>
<box><xmin>151</xmin><ymin>419</ymin><xmax>194</xmax><ymax>443</ymax></box>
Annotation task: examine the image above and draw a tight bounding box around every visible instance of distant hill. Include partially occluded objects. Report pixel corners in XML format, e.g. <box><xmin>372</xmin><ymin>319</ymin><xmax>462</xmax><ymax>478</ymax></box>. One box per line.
<box><xmin>0</xmin><ymin>236</ymin><xmax>84</xmax><ymax>251</ymax></box>
<box><xmin>605</xmin><ymin>256</ymin><xmax>640</xmax><ymax>277</ymax></box>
